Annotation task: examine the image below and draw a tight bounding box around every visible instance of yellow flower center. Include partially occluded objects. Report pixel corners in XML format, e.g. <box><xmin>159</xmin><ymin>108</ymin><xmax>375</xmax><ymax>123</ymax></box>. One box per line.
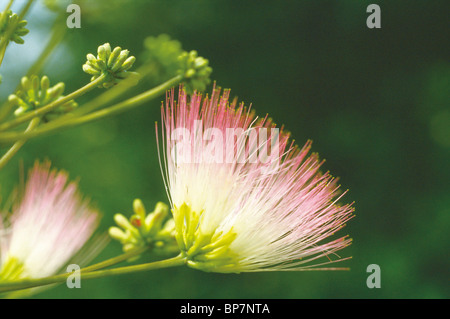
<box><xmin>0</xmin><ymin>256</ymin><xmax>26</xmax><ymax>282</ymax></box>
<box><xmin>172</xmin><ymin>203</ymin><xmax>239</xmax><ymax>272</ymax></box>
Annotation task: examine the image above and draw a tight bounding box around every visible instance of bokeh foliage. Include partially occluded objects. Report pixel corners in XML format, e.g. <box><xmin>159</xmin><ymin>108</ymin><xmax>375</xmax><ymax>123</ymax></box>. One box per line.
<box><xmin>0</xmin><ymin>0</ymin><xmax>448</xmax><ymax>298</ymax></box>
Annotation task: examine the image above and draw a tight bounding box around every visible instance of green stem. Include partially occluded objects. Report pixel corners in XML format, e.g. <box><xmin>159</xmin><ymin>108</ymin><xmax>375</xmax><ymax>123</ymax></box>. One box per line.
<box><xmin>80</xmin><ymin>247</ymin><xmax>148</xmax><ymax>273</ymax></box>
<box><xmin>64</xmin><ymin>74</ymin><xmax>182</xmax><ymax>127</ymax></box>
<box><xmin>69</xmin><ymin>64</ymin><xmax>154</xmax><ymax>118</ymax></box>
<box><xmin>0</xmin><ymin>117</ymin><xmax>39</xmax><ymax>170</ymax></box>
<box><xmin>0</xmin><ymin>74</ymin><xmax>182</xmax><ymax>143</ymax></box>
<box><xmin>0</xmin><ymin>74</ymin><xmax>106</xmax><ymax>132</ymax></box>
<box><xmin>0</xmin><ymin>44</ymin><xmax>5</xmax><ymax>67</ymax></box>
<box><xmin>0</xmin><ymin>254</ymin><xmax>186</xmax><ymax>294</ymax></box>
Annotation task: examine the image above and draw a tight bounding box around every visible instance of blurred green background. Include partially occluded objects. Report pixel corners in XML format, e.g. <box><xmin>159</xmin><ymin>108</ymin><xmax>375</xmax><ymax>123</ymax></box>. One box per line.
<box><xmin>0</xmin><ymin>0</ymin><xmax>448</xmax><ymax>299</ymax></box>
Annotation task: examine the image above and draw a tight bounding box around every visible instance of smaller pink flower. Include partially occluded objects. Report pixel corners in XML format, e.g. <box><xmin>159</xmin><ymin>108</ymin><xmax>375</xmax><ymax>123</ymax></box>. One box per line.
<box><xmin>0</xmin><ymin>161</ymin><xmax>101</xmax><ymax>281</ymax></box>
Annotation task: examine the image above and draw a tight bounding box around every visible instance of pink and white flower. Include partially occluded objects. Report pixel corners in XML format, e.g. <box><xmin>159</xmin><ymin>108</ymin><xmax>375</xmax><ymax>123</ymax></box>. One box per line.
<box><xmin>157</xmin><ymin>86</ymin><xmax>355</xmax><ymax>273</ymax></box>
<box><xmin>0</xmin><ymin>162</ymin><xmax>101</xmax><ymax>281</ymax></box>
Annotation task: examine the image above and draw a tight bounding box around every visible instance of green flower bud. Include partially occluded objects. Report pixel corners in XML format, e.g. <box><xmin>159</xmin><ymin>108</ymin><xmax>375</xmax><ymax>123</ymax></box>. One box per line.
<box><xmin>21</xmin><ymin>76</ymin><xmax>30</xmax><ymax>90</ymax></box>
<box><xmin>121</xmin><ymin>56</ymin><xmax>136</xmax><ymax>71</ymax></box>
<box><xmin>110</xmin><ymin>50</ymin><xmax>130</xmax><ymax>72</ymax></box>
<box><xmin>86</xmin><ymin>53</ymin><xmax>97</xmax><ymax>64</ymax></box>
<box><xmin>82</xmin><ymin>43</ymin><xmax>138</xmax><ymax>89</ymax></box>
<box><xmin>108</xmin><ymin>226</ymin><xmax>129</xmax><ymax>242</ymax></box>
<box><xmin>9</xmin><ymin>75</ymin><xmax>78</xmax><ymax>120</ymax></box>
<box><xmin>97</xmin><ymin>43</ymin><xmax>108</xmax><ymax>62</ymax></box>
<box><xmin>47</xmin><ymin>82</ymin><xmax>65</xmax><ymax>100</ymax></box>
<box><xmin>0</xmin><ymin>11</ymin><xmax>29</xmax><ymax>45</ymax></box>
<box><xmin>109</xmin><ymin>200</ymin><xmax>179</xmax><ymax>257</ymax></box>
<box><xmin>177</xmin><ymin>50</ymin><xmax>213</xmax><ymax>94</ymax></box>
<box><xmin>107</xmin><ymin>46</ymin><xmax>121</xmax><ymax>67</ymax></box>
<box><xmin>114</xmin><ymin>214</ymin><xmax>135</xmax><ymax>232</ymax></box>
<box><xmin>133</xmin><ymin>199</ymin><xmax>146</xmax><ymax>220</ymax></box>
<box><xmin>82</xmin><ymin>63</ymin><xmax>100</xmax><ymax>75</ymax></box>
<box><xmin>40</xmin><ymin>76</ymin><xmax>50</xmax><ymax>92</ymax></box>
<box><xmin>31</xmin><ymin>75</ymin><xmax>39</xmax><ymax>94</ymax></box>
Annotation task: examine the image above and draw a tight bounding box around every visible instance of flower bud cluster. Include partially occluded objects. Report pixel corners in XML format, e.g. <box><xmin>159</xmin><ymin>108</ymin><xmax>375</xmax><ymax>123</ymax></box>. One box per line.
<box><xmin>83</xmin><ymin>43</ymin><xmax>138</xmax><ymax>89</ymax></box>
<box><xmin>109</xmin><ymin>200</ymin><xmax>178</xmax><ymax>256</ymax></box>
<box><xmin>9</xmin><ymin>75</ymin><xmax>77</xmax><ymax>117</ymax></box>
<box><xmin>0</xmin><ymin>10</ymin><xmax>29</xmax><ymax>44</ymax></box>
<box><xmin>177</xmin><ymin>50</ymin><xmax>212</xmax><ymax>93</ymax></box>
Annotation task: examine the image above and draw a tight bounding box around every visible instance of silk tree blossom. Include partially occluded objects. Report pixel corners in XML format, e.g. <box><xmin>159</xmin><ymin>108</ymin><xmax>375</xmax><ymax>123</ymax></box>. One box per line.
<box><xmin>157</xmin><ymin>86</ymin><xmax>355</xmax><ymax>273</ymax></box>
<box><xmin>0</xmin><ymin>162</ymin><xmax>101</xmax><ymax>281</ymax></box>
